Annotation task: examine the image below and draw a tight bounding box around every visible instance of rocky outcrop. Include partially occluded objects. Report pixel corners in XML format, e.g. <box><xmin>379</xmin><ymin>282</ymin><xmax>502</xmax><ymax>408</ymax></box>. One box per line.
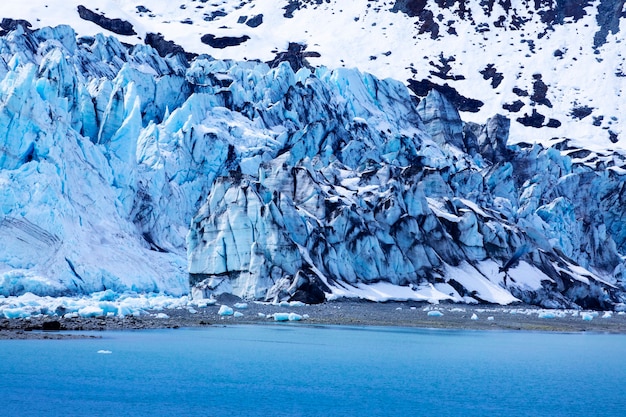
<box><xmin>77</xmin><ymin>5</ymin><xmax>136</xmax><ymax>36</ymax></box>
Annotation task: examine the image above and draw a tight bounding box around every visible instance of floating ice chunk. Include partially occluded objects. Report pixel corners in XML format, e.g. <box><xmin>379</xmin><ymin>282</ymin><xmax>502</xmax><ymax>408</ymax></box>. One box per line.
<box><xmin>188</xmin><ymin>308</ymin><xmax>198</xmax><ymax>314</ymax></box>
<box><xmin>257</xmin><ymin>313</ymin><xmax>266</xmax><ymax>318</ymax></box>
<box><xmin>233</xmin><ymin>303</ymin><xmax>248</xmax><ymax>309</ymax></box>
<box><xmin>538</xmin><ymin>311</ymin><xmax>556</xmax><ymax>319</ymax></box>
<box><xmin>487</xmin><ymin>317</ymin><xmax>494</xmax><ymax>321</ymax></box>
<box><xmin>273</xmin><ymin>312</ymin><xmax>290</xmax><ymax>321</ymax></box>
<box><xmin>64</xmin><ymin>312</ymin><xmax>79</xmax><ymax>319</ymax></box>
<box><xmin>97</xmin><ymin>350</ymin><xmax>112</xmax><ymax>354</ymax></box>
<box><xmin>581</xmin><ymin>312</ymin><xmax>594</xmax><ymax>321</ymax></box>
<box><xmin>78</xmin><ymin>306</ymin><xmax>104</xmax><ymax>318</ymax></box>
<box><xmin>278</xmin><ymin>301</ymin><xmax>291</xmax><ymax>307</ymax></box>
<box><xmin>471</xmin><ymin>313</ymin><xmax>478</xmax><ymax>320</ymax></box>
<box><xmin>288</xmin><ymin>313</ymin><xmax>302</xmax><ymax>321</ymax></box>
<box><xmin>218</xmin><ymin>305</ymin><xmax>234</xmax><ymax>316</ymax></box>
<box><xmin>396</xmin><ymin>307</ymin><xmax>402</xmax><ymax>311</ymax></box>
<box><xmin>154</xmin><ymin>313</ymin><xmax>169</xmax><ymax>319</ymax></box>
<box><xmin>234</xmin><ymin>311</ymin><xmax>244</xmax><ymax>318</ymax></box>
<box><xmin>303</xmin><ymin>314</ymin><xmax>310</xmax><ymax>319</ymax></box>
<box><xmin>289</xmin><ymin>301</ymin><xmax>305</xmax><ymax>307</ymax></box>
<box><xmin>427</xmin><ymin>311</ymin><xmax>444</xmax><ymax>317</ymax></box>
<box><xmin>602</xmin><ymin>312</ymin><xmax>612</xmax><ymax>319</ymax></box>
<box><xmin>194</xmin><ymin>299</ymin><xmax>217</xmax><ymax>308</ymax></box>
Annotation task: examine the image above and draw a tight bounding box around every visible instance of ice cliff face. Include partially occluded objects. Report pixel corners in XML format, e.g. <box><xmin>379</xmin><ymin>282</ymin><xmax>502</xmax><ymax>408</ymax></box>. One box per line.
<box><xmin>0</xmin><ymin>24</ymin><xmax>625</xmax><ymax>309</ymax></box>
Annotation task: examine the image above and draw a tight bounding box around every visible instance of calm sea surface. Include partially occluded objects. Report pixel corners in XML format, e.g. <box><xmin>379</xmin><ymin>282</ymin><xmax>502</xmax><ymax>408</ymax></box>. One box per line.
<box><xmin>1</xmin><ymin>325</ymin><xmax>626</xmax><ymax>416</ymax></box>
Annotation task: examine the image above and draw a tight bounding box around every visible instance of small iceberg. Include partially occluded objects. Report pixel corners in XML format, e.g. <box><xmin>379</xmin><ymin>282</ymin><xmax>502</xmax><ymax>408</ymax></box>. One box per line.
<box><xmin>581</xmin><ymin>312</ymin><xmax>594</xmax><ymax>321</ymax></box>
<box><xmin>427</xmin><ymin>311</ymin><xmax>444</xmax><ymax>317</ymax></box>
<box><xmin>218</xmin><ymin>305</ymin><xmax>234</xmax><ymax>316</ymax></box>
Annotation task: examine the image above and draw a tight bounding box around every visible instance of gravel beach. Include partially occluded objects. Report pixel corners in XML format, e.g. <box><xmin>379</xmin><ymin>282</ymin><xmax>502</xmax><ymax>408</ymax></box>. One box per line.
<box><xmin>2</xmin><ymin>297</ymin><xmax>626</xmax><ymax>339</ymax></box>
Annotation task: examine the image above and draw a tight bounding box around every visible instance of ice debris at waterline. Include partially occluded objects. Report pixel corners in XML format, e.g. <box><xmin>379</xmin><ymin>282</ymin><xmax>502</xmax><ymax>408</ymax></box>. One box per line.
<box><xmin>0</xmin><ymin>25</ymin><xmax>625</xmax><ymax>310</ymax></box>
<box><xmin>0</xmin><ymin>292</ymin><xmax>190</xmax><ymax>319</ymax></box>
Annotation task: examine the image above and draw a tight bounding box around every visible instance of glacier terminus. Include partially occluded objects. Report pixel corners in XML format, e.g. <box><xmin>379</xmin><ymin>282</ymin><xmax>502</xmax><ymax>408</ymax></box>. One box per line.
<box><xmin>0</xmin><ymin>2</ymin><xmax>626</xmax><ymax>311</ymax></box>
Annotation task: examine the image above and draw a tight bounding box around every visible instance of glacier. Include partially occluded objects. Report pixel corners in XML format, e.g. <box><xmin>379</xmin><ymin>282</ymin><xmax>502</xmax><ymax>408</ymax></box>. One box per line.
<box><xmin>0</xmin><ymin>24</ymin><xmax>625</xmax><ymax>309</ymax></box>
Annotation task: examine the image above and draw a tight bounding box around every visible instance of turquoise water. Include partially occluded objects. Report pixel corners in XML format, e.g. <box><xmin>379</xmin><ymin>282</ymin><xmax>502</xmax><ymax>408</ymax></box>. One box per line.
<box><xmin>2</xmin><ymin>325</ymin><xmax>626</xmax><ymax>416</ymax></box>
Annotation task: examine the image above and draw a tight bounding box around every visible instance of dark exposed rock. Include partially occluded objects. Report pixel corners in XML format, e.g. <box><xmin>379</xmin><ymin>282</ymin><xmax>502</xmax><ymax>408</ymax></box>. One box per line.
<box><xmin>570</xmin><ymin>105</ymin><xmax>594</xmax><ymax>120</ymax></box>
<box><xmin>517</xmin><ymin>109</ymin><xmax>545</xmax><ymax>128</ymax></box>
<box><xmin>503</xmin><ymin>100</ymin><xmax>525</xmax><ymax>112</ymax></box>
<box><xmin>408</xmin><ymin>79</ymin><xmax>484</xmax><ymax>113</ymax></box>
<box><xmin>283</xmin><ymin>1</ymin><xmax>302</xmax><ymax>18</ymax></box>
<box><xmin>429</xmin><ymin>54</ymin><xmax>465</xmax><ymax>81</ymax></box>
<box><xmin>391</xmin><ymin>0</ymin><xmax>427</xmax><ymax>17</ymax></box>
<box><xmin>546</xmin><ymin>118</ymin><xmax>562</xmax><ymax>128</ymax></box>
<box><xmin>266</xmin><ymin>42</ymin><xmax>320</xmax><ymax>72</ymax></box>
<box><xmin>512</xmin><ymin>87</ymin><xmax>529</xmax><ymax>97</ymax></box>
<box><xmin>42</xmin><ymin>320</ymin><xmax>62</xmax><ymax>331</ymax></box>
<box><xmin>531</xmin><ymin>74</ymin><xmax>552</xmax><ymax>108</ymax></box>
<box><xmin>246</xmin><ymin>14</ymin><xmax>264</xmax><ymax>28</ymax></box>
<box><xmin>77</xmin><ymin>5</ymin><xmax>136</xmax><ymax>36</ymax></box>
<box><xmin>145</xmin><ymin>33</ymin><xmax>189</xmax><ymax>58</ymax></box>
<box><xmin>200</xmin><ymin>34</ymin><xmax>250</xmax><ymax>49</ymax></box>
<box><xmin>0</xmin><ymin>18</ymin><xmax>33</xmax><ymax>36</ymax></box>
<box><xmin>537</xmin><ymin>0</ymin><xmax>593</xmax><ymax>27</ymax></box>
<box><xmin>480</xmin><ymin>64</ymin><xmax>504</xmax><ymax>88</ymax></box>
<box><xmin>593</xmin><ymin>0</ymin><xmax>626</xmax><ymax>48</ymax></box>
<box><xmin>204</xmin><ymin>10</ymin><xmax>228</xmax><ymax>22</ymax></box>
<box><xmin>416</xmin><ymin>9</ymin><xmax>440</xmax><ymax>39</ymax></box>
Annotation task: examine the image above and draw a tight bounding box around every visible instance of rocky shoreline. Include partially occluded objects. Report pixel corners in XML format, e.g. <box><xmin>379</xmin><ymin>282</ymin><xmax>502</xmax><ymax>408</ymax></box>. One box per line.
<box><xmin>2</xmin><ymin>298</ymin><xmax>626</xmax><ymax>339</ymax></box>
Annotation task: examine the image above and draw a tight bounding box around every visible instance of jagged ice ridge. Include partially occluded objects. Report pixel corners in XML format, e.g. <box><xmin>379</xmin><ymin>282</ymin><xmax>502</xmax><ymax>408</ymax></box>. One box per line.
<box><xmin>0</xmin><ymin>24</ymin><xmax>625</xmax><ymax>309</ymax></box>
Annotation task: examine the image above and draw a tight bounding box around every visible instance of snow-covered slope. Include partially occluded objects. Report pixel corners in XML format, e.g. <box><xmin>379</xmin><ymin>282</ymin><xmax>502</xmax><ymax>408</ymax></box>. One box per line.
<box><xmin>1</xmin><ymin>0</ymin><xmax>624</xmax><ymax>150</ymax></box>
<box><xmin>0</xmin><ymin>1</ymin><xmax>625</xmax><ymax>309</ymax></box>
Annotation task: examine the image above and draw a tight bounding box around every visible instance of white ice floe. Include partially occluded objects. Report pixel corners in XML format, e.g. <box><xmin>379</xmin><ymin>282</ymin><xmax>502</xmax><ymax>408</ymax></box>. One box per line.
<box><xmin>154</xmin><ymin>313</ymin><xmax>169</xmax><ymax>319</ymax></box>
<box><xmin>0</xmin><ymin>292</ymin><xmax>191</xmax><ymax>319</ymax></box>
<box><xmin>427</xmin><ymin>311</ymin><xmax>444</xmax><ymax>317</ymax></box>
<box><xmin>471</xmin><ymin>313</ymin><xmax>478</xmax><ymax>320</ymax></box>
<box><xmin>234</xmin><ymin>311</ymin><xmax>244</xmax><ymax>318</ymax></box>
<box><xmin>218</xmin><ymin>305</ymin><xmax>234</xmax><ymax>316</ymax></box>
<box><xmin>97</xmin><ymin>350</ymin><xmax>112</xmax><ymax>354</ymax></box>
<box><xmin>581</xmin><ymin>313</ymin><xmax>594</xmax><ymax>321</ymax></box>
<box><xmin>273</xmin><ymin>312</ymin><xmax>304</xmax><ymax>322</ymax></box>
<box><xmin>233</xmin><ymin>303</ymin><xmax>248</xmax><ymax>309</ymax></box>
